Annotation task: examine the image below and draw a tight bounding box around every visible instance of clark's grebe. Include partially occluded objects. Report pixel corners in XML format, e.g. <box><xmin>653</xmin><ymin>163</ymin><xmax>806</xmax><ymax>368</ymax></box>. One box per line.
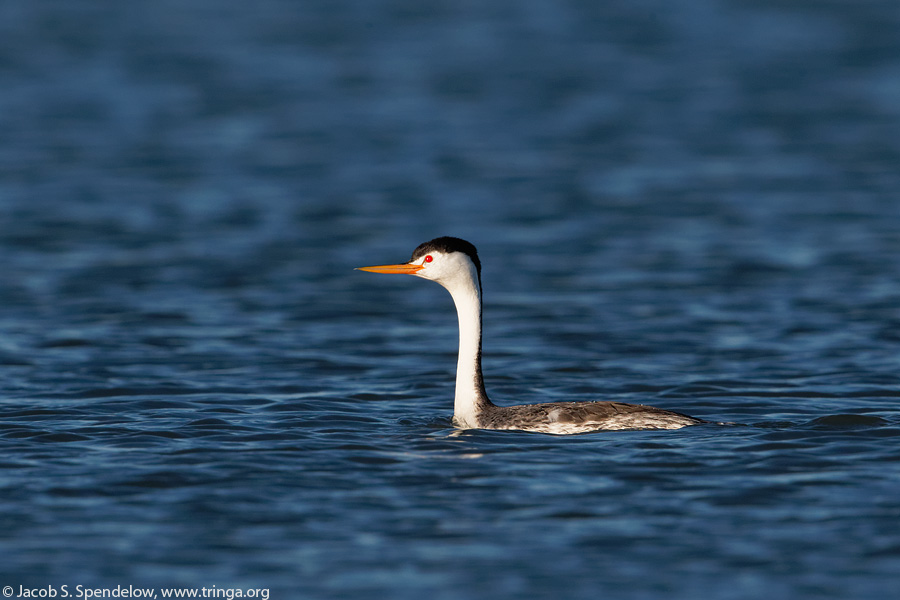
<box><xmin>358</xmin><ymin>237</ymin><xmax>704</xmax><ymax>435</ymax></box>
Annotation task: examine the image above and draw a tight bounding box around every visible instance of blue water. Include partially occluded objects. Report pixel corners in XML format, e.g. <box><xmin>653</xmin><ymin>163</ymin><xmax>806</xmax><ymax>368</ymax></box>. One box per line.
<box><xmin>2</xmin><ymin>1</ymin><xmax>900</xmax><ymax>598</ymax></box>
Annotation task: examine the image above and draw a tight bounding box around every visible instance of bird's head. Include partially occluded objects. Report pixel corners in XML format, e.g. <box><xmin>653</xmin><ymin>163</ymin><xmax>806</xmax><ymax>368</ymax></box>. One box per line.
<box><xmin>357</xmin><ymin>236</ymin><xmax>482</xmax><ymax>293</ymax></box>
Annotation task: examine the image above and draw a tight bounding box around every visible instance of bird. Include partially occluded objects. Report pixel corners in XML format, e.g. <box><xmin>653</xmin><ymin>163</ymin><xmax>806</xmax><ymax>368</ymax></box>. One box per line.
<box><xmin>357</xmin><ymin>236</ymin><xmax>705</xmax><ymax>435</ymax></box>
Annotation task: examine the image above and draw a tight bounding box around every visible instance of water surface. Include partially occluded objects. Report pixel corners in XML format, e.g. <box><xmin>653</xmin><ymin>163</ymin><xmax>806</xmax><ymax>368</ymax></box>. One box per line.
<box><xmin>2</xmin><ymin>1</ymin><xmax>900</xmax><ymax>599</ymax></box>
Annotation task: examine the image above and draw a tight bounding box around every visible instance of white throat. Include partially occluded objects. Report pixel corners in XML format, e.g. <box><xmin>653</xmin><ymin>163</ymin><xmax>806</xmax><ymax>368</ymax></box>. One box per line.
<box><xmin>438</xmin><ymin>264</ymin><xmax>487</xmax><ymax>429</ymax></box>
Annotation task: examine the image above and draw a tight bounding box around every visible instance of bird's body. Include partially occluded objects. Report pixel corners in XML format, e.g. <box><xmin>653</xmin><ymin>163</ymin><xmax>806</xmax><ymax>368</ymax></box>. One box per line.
<box><xmin>358</xmin><ymin>236</ymin><xmax>705</xmax><ymax>435</ymax></box>
<box><xmin>478</xmin><ymin>401</ymin><xmax>700</xmax><ymax>434</ymax></box>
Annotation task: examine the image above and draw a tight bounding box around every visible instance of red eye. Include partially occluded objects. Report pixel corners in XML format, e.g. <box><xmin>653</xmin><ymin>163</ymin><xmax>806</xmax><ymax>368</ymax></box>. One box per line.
<box><xmin>424</xmin><ymin>255</ymin><xmax>433</xmax><ymax>263</ymax></box>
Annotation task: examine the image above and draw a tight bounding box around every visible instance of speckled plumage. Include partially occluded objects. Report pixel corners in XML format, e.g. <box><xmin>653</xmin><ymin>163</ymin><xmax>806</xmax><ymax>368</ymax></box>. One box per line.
<box><xmin>360</xmin><ymin>237</ymin><xmax>706</xmax><ymax>435</ymax></box>
<box><xmin>471</xmin><ymin>400</ymin><xmax>703</xmax><ymax>435</ymax></box>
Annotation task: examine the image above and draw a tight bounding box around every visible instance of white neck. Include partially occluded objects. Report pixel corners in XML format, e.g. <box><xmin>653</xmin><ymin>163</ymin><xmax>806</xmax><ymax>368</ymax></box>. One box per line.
<box><xmin>444</xmin><ymin>272</ymin><xmax>488</xmax><ymax>428</ymax></box>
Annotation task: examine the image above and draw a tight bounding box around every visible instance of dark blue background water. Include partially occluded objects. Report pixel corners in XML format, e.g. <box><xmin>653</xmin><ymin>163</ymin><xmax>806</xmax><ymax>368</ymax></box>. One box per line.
<box><xmin>2</xmin><ymin>1</ymin><xmax>899</xmax><ymax>598</ymax></box>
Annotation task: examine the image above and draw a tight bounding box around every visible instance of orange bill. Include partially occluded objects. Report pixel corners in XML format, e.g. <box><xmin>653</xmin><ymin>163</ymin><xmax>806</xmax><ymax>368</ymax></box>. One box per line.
<box><xmin>356</xmin><ymin>263</ymin><xmax>424</xmax><ymax>274</ymax></box>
